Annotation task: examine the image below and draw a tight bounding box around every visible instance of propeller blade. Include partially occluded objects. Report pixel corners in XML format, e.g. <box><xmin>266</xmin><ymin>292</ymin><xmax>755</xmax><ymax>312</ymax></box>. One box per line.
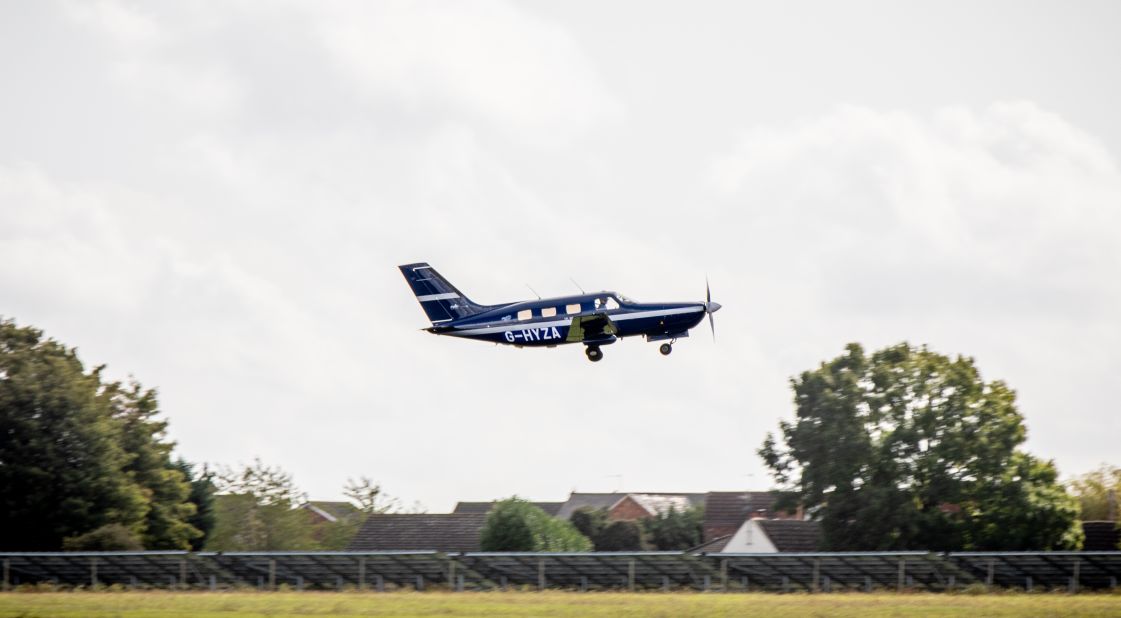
<box><xmin>705</xmin><ymin>278</ymin><xmax>715</xmax><ymax>342</ymax></box>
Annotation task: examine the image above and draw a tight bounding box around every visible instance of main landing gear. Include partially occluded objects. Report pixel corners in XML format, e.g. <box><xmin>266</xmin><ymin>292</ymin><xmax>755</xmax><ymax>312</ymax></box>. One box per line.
<box><xmin>585</xmin><ymin>346</ymin><xmax>603</xmax><ymax>362</ymax></box>
<box><xmin>659</xmin><ymin>343</ymin><xmax>673</xmax><ymax>356</ymax></box>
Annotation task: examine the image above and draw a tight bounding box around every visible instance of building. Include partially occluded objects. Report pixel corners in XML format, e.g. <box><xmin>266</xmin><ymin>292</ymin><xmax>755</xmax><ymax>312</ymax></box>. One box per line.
<box><xmin>713</xmin><ymin>518</ymin><xmax>822</xmax><ymax>553</ymax></box>
<box><xmin>346</xmin><ymin>490</ymin><xmax>805</xmax><ymax>552</ymax></box>
<box><xmin>300</xmin><ymin>501</ymin><xmax>362</xmax><ymax>525</ymax></box>
<box><xmin>453</xmin><ymin>501</ymin><xmax>563</xmax><ymax>516</ymax></box>
<box><xmin>554</xmin><ymin>492</ymin><xmax>706</xmax><ymax>521</ymax></box>
<box><xmin>700</xmin><ymin>491</ymin><xmax>803</xmax><ymax>549</ymax></box>
<box><xmin>346</xmin><ymin>514</ymin><xmax>487</xmax><ymax>552</ymax></box>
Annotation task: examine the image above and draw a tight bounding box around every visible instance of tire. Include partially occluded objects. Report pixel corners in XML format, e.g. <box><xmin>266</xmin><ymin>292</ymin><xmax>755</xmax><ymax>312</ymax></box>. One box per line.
<box><xmin>586</xmin><ymin>347</ymin><xmax>603</xmax><ymax>362</ymax></box>
<box><xmin>659</xmin><ymin>343</ymin><xmax>672</xmax><ymax>356</ymax></box>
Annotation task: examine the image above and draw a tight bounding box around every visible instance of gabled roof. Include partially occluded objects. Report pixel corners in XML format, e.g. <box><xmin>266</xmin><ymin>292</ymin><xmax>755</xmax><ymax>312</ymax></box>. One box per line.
<box><xmin>301</xmin><ymin>501</ymin><xmax>362</xmax><ymax>523</ymax></box>
<box><xmin>453</xmin><ymin>501</ymin><xmax>563</xmax><ymax>516</ymax></box>
<box><xmin>556</xmin><ymin>492</ymin><xmax>705</xmax><ymax>520</ymax></box>
<box><xmin>702</xmin><ymin>491</ymin><xmax>786</xmax><ymax>541</ymax></box>
<box><xmin>346</xmin><ymin>514</ymin><xmax>486</xmax><ymax>552</ymax></box>
<box><xmin>1082</xmin><ymin>521</ymin><xmax>1120</xmax><ymax>551</ymax></box>
<box><xmin>757</xmin><ymin>519</ymin><xmax>821</xmax><ymax>552</ymax></box>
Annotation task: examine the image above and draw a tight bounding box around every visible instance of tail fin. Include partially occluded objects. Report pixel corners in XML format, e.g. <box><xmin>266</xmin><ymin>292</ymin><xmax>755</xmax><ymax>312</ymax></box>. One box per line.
<box><xmin>398</xmin><ymin>262</ymin><xmax>488</xmax><ymax>324</ymax></box>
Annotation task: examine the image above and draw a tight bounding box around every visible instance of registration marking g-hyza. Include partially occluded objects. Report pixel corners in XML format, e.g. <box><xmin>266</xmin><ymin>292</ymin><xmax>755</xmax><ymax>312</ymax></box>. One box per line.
<box><xmin>505</xmin><ymin>326</ymin><xmax>562</xmax><ymax>342</ymax></box>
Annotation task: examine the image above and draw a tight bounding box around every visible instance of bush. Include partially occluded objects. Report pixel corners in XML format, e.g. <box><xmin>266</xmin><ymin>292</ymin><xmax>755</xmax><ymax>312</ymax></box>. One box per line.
<box><xmin>643</xmin><ymin>505</ymin><xmax>704</xmax><ymax>550</ymax></box>
<box><xmin>570</xmin><ymin>507</ymin><xmax>607</xmax><ymax>541</ymax></box>
<box><xmin>595</xmin><ymin>520</ymin><xmax>645</xmax><ymax>551</ymax></box>
<box><xmin>480</xmin><ymin>497</ymin><xmax>591</xmax><ymax>552</ymax></box>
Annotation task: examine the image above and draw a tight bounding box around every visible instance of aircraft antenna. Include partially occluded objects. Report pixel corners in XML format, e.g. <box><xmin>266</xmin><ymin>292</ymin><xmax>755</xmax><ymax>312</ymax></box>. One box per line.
<box><xmin>570</xmin><ymin>278</ymin><xmax>586</xmax><ymax>294</ymax></box>
<box><xmin>526</xmin><ymin>284</ymin><xmax>541</xmax><ymax>300</ymax></box>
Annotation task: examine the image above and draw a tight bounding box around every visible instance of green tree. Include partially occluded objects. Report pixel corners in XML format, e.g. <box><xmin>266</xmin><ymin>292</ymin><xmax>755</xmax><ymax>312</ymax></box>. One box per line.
<box><xmin>1</xmin><ymin>320</ymin><xmax>144</xmax><ymax>549</ymax></box>
<box><xmin>643</xmin><ymin>505</ymin><xmax>704</xmax><ymax>550</ymax></box>
<box><xmin>480</xmin><ymin>497</ymin><xmax>592</xmax><ymax>552</ymax></box>
<box><xmin>108</xmin><ymin>383</ymin><xmax>200</xmax><ymax>549</ymax></box>
<box><xmin>205</xmin><ymin>459</ymin><xmax>318</xmax><ymax>551</ymax></box>
<box><xmin>759</xmin><ymin>342</ymin><xmax>1082</xmax><ymax>551</ymax></box>
<box><xmin>175</xmin><ymin>460</ymin><xmax>217</xmax><ymax>550</ymax></box>
<box><xmin>594</xmin><ymin>520</ymin><xmax>645</xmax><ymax>551</ymax></box>
<box><xmin>1069</xmin><ymin>464</ymin><xmax>1121</xmax><ymax>521</ymax></box>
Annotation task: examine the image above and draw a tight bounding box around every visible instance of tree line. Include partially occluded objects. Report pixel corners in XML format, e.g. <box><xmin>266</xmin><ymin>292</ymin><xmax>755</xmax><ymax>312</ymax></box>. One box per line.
<box><xmin>1</xmin><ymin>318</ymin><xmax>1117</xmax><ymax>552</ymax></box>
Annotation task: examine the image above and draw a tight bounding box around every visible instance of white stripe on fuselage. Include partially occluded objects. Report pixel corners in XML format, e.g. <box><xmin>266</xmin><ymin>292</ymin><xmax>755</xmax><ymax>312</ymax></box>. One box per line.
<box><xmin>417</xmin><ymin>292</ymin><xmax>460</xmax><ymax>301</ymax></box>
<box><xmin>450</xmin><ymin>306</ymin><xmax>704</xmax><ymax>336</ymax></box>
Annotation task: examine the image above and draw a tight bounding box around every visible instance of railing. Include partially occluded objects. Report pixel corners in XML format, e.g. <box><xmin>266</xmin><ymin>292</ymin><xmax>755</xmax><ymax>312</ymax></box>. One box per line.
<box><xmin>2</xmin><ymin>551</ymin><xmax>1119</xmax><ymax>592</ymax></box>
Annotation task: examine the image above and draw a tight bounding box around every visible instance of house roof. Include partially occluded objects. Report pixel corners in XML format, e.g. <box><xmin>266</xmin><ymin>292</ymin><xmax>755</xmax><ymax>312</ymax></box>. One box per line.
<box><xmin>301</xmin><ymin>501</ymin><xmax>361</xmax><ymax>523</ymax></box>
<box><xmin>628</xmin><ymin>494</ymin><xmax>697</xmax><ymax>516</ymax></box>
<box><xmin>1082</xmin><ymin>521</ymin><xmax>1120</xmax><ymax>551</ymax></box>
<box><xmin>346</xmin><ymin>514</ymin><xmax>487</xmax><ymax>552</ymax></box>
<box><xmin>556</xmin><ymin>493</ymin><xmax>626</xmax><ymax>520</ymax></box>
<box><xmin>691</xmin><ymin>534</ymin><xmax>734</xmax><ymax>553</ymax></box>
<box><xmin>702</xmin><ymin>492</ymin><xmax>785</xmax><ymax>541</ymax></box>
<box><xmin>757</xmin><ymin>519</ymin><xmax>821</xmax><ymax>552</ymax></box>
<box><xmin>555</xmin><ymin>492</ymin><xmax>705</xmax><ymax>520</ymax></box>
<box><xmin>453</xmin><ymin>501</ymin><xmax>563</xmax><ymax>516</ymax></box>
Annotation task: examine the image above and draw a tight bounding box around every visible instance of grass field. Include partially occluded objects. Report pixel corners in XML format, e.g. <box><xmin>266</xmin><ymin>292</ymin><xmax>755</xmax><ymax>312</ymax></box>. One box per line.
<box><xmin>1</xmin><ymin>591</ymin><xmax>1120</xmax><ymax>618</ymax></box>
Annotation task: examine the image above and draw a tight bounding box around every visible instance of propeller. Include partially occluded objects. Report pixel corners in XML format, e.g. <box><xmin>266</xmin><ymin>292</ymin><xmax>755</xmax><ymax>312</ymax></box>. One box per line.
<box><xmin>704</xmin><ymin>277</ymin><xmax>722</xmax><ymax>342</ymax></box>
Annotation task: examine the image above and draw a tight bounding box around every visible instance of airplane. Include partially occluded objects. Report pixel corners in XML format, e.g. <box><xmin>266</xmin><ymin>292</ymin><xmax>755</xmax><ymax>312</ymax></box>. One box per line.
<box><xmin>398</xmin><ymin>262</ymin><xmax>721</xmax><ymax>362</ymax></box>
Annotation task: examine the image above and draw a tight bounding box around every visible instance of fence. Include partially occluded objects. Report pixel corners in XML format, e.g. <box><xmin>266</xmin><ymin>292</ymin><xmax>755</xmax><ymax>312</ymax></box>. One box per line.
<box><xmin>2</xmin><ymin>551</ymin><xmax>1119</xmax><ymax>592</ymax></box>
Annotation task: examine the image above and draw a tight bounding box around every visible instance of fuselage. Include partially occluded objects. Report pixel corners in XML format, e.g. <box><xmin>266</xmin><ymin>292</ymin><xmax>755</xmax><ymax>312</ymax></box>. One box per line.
<box><xmin>430</xmin><ymin>292</ymin><xmax>706</xmax><ymax>347</ymax></box>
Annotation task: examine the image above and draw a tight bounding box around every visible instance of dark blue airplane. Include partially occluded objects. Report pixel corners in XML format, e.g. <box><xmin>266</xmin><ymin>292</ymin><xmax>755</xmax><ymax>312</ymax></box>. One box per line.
<box><xmin>399</xmin><ymin>262</ymin><xmax>721</xmax><ymax>362</ymax></box>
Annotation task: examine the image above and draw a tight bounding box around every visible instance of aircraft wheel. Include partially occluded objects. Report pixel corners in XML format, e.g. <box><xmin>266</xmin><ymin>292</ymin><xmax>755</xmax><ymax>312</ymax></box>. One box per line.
<box><xmin>659</xmin><ymin>343</ymin><xmax>673</xmax><ymax>356</ymax></box>
<box><xmin>586</xmin><ymin>347</ymin><xmax>603</xmax><ymax>362</ymax></box>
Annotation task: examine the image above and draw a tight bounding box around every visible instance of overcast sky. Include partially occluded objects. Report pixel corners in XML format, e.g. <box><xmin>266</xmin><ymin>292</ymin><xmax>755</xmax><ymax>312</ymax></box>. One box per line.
<box><xmin>2</xmin><ymin>1</ymin><xmax>1119</xmax><ymax>511</ymax></box>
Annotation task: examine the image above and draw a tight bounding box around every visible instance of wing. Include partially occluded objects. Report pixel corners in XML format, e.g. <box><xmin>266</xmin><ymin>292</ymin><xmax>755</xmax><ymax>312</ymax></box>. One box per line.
<box><xmin>566</xmin><ymin>313</ymin><xmax>618</xmax><ymax>343</ymax></box>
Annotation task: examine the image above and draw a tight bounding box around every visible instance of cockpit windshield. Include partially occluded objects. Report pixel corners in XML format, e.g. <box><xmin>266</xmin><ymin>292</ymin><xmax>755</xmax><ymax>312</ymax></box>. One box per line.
<box><xmin>614</xmin><ymin>293</ymin><xmax>634</xmax><ymax>304</ymax></box>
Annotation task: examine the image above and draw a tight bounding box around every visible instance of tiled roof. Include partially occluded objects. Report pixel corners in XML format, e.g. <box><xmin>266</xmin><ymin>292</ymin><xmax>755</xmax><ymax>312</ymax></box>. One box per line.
<box><xmin>703</xmin><ymin>492</ymin><xmax>781</xmax><ymax>541</ymax></box>
<box><xmin>692</xmin><ymin>534</ymin><xmax>733</xmax><ymax>553</ymax></box>
<box><xmin>1082</xmin><ymin>521</ymin><xmax>1120</xmax><ymax>551</ymax></box>
<box><xmin>346</xmin><ymin>514</ymin><xmax>486</xmax><ymax>552</ymax></box>
<box><xmin>453</xmin><ymin>501</ymin><xmax>563</xmax><ymax>516</ymax></box>
<box><xmin>758</xmin><ymin>519</ymin><xmax>821</xmax><ymax>552</ymax></box>
<box><xmin>556</xmin><ymin>493</ymin><xmax>627</xmax><ymax>520</ymax></box>
<box><xmin>556</xmin><ymin>492</ymin><xmax>705</xmax><ymax>520</ymax></box>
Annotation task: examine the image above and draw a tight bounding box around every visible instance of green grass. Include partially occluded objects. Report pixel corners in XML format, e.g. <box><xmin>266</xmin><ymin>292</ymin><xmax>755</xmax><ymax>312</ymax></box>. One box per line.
<box><xmin>1</xmin><ymin>591</ymin><xmax>1120</xmax><ymax>618</ymax></box>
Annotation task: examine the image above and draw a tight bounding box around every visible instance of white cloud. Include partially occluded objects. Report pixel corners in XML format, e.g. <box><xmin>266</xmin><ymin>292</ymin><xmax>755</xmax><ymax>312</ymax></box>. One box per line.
<box><xmin>308</xmin><ymin>1</ymin><xmax>622</xmax><ymax>145</ymax></box>
<box><xmin>62</xmin><ymin>0</ymin><xmax>163</xmax><ymax>47</ymax></box>
<box><xmin>707</xmin><ymin>102</ymin><xmax>1121</xmax><ymax>472</ymax></box>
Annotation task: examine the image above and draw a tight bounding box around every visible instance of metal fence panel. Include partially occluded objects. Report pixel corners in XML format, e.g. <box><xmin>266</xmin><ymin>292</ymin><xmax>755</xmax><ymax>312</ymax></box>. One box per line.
<box><xmin>2</xmin><ymin>551</ymin><xmax>1119</xmax><ymax>591</ymax></box>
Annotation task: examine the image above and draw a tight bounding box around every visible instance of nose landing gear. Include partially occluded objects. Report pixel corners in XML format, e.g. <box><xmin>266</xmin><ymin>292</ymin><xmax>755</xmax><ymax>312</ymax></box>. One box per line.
<box><xmin>659</xmin><ymin>343</ymin><xmax>673</xmax><ymax>356</ymax></box>
<box><xmin>585</xmin><ymin>346</ymin><xmax>603</xmax><ymax>362</ymax></box>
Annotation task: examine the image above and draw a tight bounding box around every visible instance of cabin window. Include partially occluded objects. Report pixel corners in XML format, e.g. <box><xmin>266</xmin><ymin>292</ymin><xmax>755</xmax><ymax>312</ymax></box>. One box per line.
<box><xmin>541</xmin><ymin>307</ymin><xmax>557</xmax><ymax>318</ymax></box>
<box><xmin>566</xmin><ymin>303</ymin><xmax>582</xmax><ymax>315</ymax></box>
<box><xmin>517</xmin><ymin>309</ymin><xmax>532</xmax><ymax>321</ymax></box>
<box><xmin>605</xmin><ymin>297</ymin><xmax>620</xmax><ymax>310</ymax></box>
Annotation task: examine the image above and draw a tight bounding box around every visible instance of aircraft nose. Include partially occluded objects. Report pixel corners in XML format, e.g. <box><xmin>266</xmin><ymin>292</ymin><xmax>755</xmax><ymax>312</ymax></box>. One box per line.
<box><xmin>707</xmin><ymin>301</ymin><xmax>722</xmax><ymax>314</ymax></box>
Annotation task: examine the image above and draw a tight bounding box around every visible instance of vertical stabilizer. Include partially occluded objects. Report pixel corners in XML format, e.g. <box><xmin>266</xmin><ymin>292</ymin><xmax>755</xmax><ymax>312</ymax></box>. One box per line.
<box><xmin>398</xmin><ymin>262</ymin><xmax>487</xmax><ymax>324</ymax></box>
